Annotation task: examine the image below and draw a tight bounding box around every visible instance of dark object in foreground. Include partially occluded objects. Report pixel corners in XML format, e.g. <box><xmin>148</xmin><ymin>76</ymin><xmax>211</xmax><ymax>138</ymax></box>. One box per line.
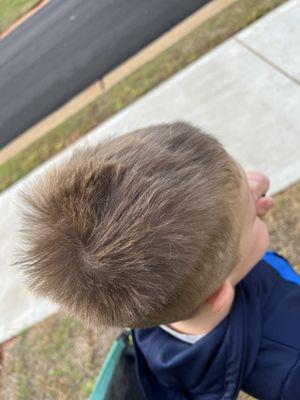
<box><xmin>90</xmin><ymin>330</ymin><xmax>145</xmax><ymax>400</ymax></box>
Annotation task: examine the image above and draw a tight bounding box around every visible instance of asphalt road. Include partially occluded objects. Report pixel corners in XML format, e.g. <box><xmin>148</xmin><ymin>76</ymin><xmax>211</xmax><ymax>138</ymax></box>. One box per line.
<box><xmin>0</xmin><ymin>0</ymin><xmax>211</xmax><ymax>149</ymax></box>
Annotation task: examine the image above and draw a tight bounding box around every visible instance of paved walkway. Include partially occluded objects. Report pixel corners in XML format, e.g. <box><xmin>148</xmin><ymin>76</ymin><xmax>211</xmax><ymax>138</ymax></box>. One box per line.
<box><xmin>0</xmin><ymin>0</ymin><xmax>299</xmax><ymax>343</ymax></box>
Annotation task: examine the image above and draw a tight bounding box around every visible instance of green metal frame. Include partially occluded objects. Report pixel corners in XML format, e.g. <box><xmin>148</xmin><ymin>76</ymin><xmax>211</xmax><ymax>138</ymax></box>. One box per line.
<box><xmin>89</xmin><ymin>335</ymin><xmax>126</xmax><ymax>400</ymax></box>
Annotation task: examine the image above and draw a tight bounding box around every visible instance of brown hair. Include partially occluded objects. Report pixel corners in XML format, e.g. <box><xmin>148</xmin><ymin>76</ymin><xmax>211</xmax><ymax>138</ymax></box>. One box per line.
<box><xmin>15</xmin><ymin>122</ymin><xmax>243</xmax><ymax>328</ymax></box>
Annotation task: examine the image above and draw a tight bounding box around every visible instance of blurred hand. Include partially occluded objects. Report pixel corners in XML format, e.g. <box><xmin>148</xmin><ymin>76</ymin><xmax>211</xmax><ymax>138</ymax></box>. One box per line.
<box><xmin>246</xmin><ymin>171</ymin><xmax>273</xmax><ymax>217</ymax></box>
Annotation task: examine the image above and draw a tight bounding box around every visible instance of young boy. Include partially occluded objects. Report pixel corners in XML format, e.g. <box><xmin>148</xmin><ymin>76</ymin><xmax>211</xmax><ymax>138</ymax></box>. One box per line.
<box><xmin>16</xmin><ymin>122</ymin><xmax>300</xmax><ymax>399</ymax></box>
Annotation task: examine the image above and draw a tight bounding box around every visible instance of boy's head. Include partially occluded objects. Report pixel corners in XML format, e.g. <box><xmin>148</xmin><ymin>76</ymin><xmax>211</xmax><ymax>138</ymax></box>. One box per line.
<box><xmin>16</xmin><ymin>122</ymin><xmax>248</xmax><ymax>328</ymax></box>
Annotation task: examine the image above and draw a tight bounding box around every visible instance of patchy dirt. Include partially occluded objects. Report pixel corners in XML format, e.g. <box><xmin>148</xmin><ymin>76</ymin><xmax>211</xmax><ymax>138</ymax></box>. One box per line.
<box><xmin>0</xmin><ymin>316</ymin><xmax>118</xmax><ymax>400</ymax></box>
<box><xmin>264</xmin><ymin>181</ymin><xmax>300</xmax><ymax>269</ymax></box>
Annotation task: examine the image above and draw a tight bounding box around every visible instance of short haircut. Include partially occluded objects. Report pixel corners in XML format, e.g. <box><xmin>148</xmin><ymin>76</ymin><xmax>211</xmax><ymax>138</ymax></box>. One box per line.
<box><xmin>15</xmin><ymin>122</ymin><xmax>244</xmax><ymax>328</ymax></box>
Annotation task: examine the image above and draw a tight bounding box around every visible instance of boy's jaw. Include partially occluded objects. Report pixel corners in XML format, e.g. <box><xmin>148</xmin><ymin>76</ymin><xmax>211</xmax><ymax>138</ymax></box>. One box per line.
<box><xmin>228</xmin><ymin>162</ymin><xmax>270</xmax><ymax>286</ymax></box>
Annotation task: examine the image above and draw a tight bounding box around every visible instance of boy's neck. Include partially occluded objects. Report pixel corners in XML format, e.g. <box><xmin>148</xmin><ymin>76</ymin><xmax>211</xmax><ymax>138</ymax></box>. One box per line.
<box><xmin>168</xmin><ymin>285</ymin><xmax>235</xmax><ymax>336</ymax></box>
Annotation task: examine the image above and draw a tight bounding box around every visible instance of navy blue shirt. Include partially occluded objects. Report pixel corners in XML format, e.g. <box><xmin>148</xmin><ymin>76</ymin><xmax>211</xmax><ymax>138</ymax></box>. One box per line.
<box><xmin>133</xmin><ymin>251</ymin><xmax>300</xmax><ymax>399</ymax></box>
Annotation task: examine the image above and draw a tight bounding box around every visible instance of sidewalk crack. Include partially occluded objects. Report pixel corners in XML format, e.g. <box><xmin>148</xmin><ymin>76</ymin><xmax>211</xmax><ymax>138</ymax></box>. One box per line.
<box><xmin>234</xmin><ymin>37</ymin><xmax>300</xmax><ymax>86</ymax></box>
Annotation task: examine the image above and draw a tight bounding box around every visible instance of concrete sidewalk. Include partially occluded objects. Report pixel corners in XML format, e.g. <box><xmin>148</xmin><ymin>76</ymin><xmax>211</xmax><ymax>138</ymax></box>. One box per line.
<box><xmin>0</xmin><ymin>0</ymin><xmax>299</xmax><ymax>343</ymax></box>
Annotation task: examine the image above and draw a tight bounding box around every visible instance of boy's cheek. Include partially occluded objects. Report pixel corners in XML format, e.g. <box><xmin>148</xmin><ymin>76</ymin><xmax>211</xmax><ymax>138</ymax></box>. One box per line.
<box><xmin>247</xmin><ymin>218</ymin><xmax>269</xmax><ymax>272</ymax></box>
<box><xmin>256</xmin><ymin>196</ymin><xmax>274</xmax><ymax>217</ymax></box>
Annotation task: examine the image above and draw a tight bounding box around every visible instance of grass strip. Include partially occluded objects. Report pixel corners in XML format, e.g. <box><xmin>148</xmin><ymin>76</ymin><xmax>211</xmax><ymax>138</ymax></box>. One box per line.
<box><xmin>0</xmin><ymin>0</ymin><xmax>42</xmax><ymax>35</ymax></box>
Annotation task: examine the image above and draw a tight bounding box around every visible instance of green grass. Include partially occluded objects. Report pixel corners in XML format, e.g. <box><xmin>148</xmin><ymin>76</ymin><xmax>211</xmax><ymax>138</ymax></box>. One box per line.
<box><xmin>0</xmin><ymin>0</ymin><xmax>288</xmax><ymax>193</ymax></box>
<box><xmin>0</xmin><ymin>0</ymin><xmax>42</xmax><ymax>35</ymax></box>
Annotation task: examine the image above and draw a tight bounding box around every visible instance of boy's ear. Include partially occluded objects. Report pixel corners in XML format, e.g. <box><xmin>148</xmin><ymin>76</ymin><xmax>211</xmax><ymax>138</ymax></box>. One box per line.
<box><xmin>206</xmin><ymin>280</ymin><xmax>233</xmax><ymax>313</ymax></box>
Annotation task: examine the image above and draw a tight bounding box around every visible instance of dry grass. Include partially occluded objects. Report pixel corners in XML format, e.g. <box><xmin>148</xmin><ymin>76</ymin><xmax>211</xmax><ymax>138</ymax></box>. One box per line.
<box><xmin>0</xmin><ymin>315</ymin><xmax>119</xmax><ymax>400</ymax></box>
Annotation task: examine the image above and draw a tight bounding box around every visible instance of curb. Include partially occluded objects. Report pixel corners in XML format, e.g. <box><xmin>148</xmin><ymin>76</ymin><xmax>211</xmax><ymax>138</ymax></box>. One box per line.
<box><xmin>0</xmin><ymin>0</ymin><xmax>49</xmax><ymax>41</ymax></box>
